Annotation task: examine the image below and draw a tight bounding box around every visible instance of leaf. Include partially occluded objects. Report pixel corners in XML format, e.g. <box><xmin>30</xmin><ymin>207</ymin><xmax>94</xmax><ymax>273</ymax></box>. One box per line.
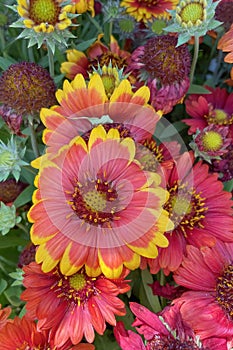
<box><xmin>0</xmin><ymin>234</ymin><xmax>28</xmax><ymax>249</ymax></box>
<box><xmin>224</xmin><ymin>179</ymin><xmax>233</xmax><ymax>193</ymax></box>
<box><xmin>14</xmin><ymin>185</ymin><xmax>35</xmax><ymax>208</ymax></box>
<box><xmin>139</xmin><ymin>269</ymin><xmax>162</xmax><ymax>313</ymax></box>
<box><xmin>4</xmin><ymin>286</ymin><xmax>23</xmax><ymax>307</ymax></box>
<box><xmin>94</xmin><ymin>330</ymin><xmax>121</xmax><ymax>350</ymax></box>
<box><xmin>187</xmin><ymin>84</ymin><xmax>212</xmax><ymax>94</ymax></box>
<box><xmin>76</xmin><ymin>37</ymin><xmax>97</xmax><ymax>51</ymax></box>
<box><xmin>0</xmin><ymin>279</ymin><xmax>7</xmax><ymax>294</ymax></box>
<box><xmin>0</xmin><ymin>56</ymin><xmax>17</xmax><ymax>70</ymax></box>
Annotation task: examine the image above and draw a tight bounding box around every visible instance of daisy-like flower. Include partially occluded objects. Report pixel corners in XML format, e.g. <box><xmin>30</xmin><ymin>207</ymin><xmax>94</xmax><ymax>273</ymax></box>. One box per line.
<box><xmin>127</xmin><ymin>35</ymin><xmax>191</xmax><ymax>114</ymax></box>
<box><xmin>21</xmin><ymin>261</ymin><xmax>130</xmax><ymax>346</ymax></box>
<box><xmin>70</xmin><ymin>0</ymin><xmax>95</xmax><ymax>17</ymax></box>
<box><xmin>11</xmin><ymin>0</ymin><xmax>76</xmax><ymax>53</ymax></box>
<box><xmin>183</xmin><ymin>86</ymin><xmax>233</xmax><ymax>136</ymax></box>
<box><xmin>28</xmin><ymin>125</ymin><xmax>172</xmax><ymax>278</ymax></box>
<box><xmin>173</xmin><ymin>242</ymin><xmax>233</xmax><ymax>340</ymax></box>
<box><xmin>0</xmin><ymin>315</ymin><xmax>87</xmax><ymax>350</ymax></box>
<box><xmin>114</xmin><ymin>302</ymin><xmax>208</xmax><ymax>349</ymax></box>
<box><xmin>60</xmin><ymin>35</ymin><xmax>131</xmax><ymax>80</ymax></box>
<box><xmin>164</xmin><ymin>0</ymin><xmax>222</xmax><ymax>46</ymax></box>
<box><xmin>218</xmin><ymin>23</ymin><xmax>233</xmax><ymax>62</ymax></box>
<box><xmin>120</xmin><ymin>0</ymin><xmax>179</xmax><ymax>22</ymax></box>
<box><xmin>38</xmin><ymin>73</ymin><xmax>159</xmax><ymax>154</ymax></box>
<box><xmin>0</xmin><ymin>61</ymin><xmax>56</xmax><ymax>116</ymax></box>
<box><xmin>189</xmin><ymin>124</ymin><xmax>232</xmax><ymax>163</ymax></box>
<box><xmin>141</xmin><ymin>151</ymin><xmax>233</xmax><ymax>275</ymax></box>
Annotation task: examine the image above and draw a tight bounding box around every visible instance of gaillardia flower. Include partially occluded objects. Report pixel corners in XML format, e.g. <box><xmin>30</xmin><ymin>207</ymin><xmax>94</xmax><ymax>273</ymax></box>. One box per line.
<box><xmin>212</xmin><ymin>143</ymin><xmax>233</xmax><ymax>181</ymax></box>
<box><xmin>141</xmin><ymin>151</ymin><xmax>233</xmax><ymax>275</ymax></box>
<box><xmin>0</xmin><ymin>62</ymin><xmax>56</xmax><ymax>116</ymax></box>
<box><xmin>0</xmin><ymin>315</ymin><xmax>83</xmax><ymax>350</ymax></box>
<box><xmin>218</xmin><ymin>23</ymin><xmax>233</xmax><ymax>63</ymax></box>
<box><xmin>39</xmin><ymin>73</ymin><xmax>159</xmax><ymax>154</ymax></box>
<box><xmin>60</xmin><ymin>35</ymin><xmax>131</xmax><ymax>81</ymax></box>
<box><xmin>189</xmin><ymin>125</ymin><xmax>232</xmax><ymax>163</ymax></box>
<box><xmin>12</xmin><ymin>0</ymin><xmax>76</xmax><ymax>52</ymax></box>
<box><xmin>114</xmin><ymin>303</ymin><xmax>208</xmax><ymax>349</ymax></box>
<box><xmin>173</xmin><ymin>242</ymin><xmax>233</xmax><ymax>340</ymax></box>
<box><xmin>28</xmin><ymin>125</ymin><xmax>172</xmax><ymax>278</ymax></box>
<box><xmin>120</xmin><ymin>0</ymin><xmax>178</xmax><ymax>22</ymax></box>
<box><xmin>21</xmin><ymin>262</ymin><xmax>130</xmax><ymax>346</ymax></box>
<box><xmin>127</xmin><ymin>35</ymin><xmax>191</xmax><ymax>114</ymax></box>
<box><xmin>70</xmin><ymin>0</ymin><xmax>95</xmax><ymax>17</ymax></box>
<box><xmin>215</xmin><ymin>0</ymin><xmax>233</xmax><ymax>30</ymax></box>
<box><xmin>183</xmin><ymin>86</ymin><xmax>233</xmax><ymax>136</ymax></box>
<box><xmin>164</xmin><ymin>0</ymin><xmax>222</xmax><ymax>46</ymax></box>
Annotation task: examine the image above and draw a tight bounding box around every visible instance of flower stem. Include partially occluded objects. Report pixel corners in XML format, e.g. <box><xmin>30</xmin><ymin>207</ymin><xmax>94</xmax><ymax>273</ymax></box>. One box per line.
<box><xmin>189</xmin><ymin>35</ymin><xmax>200</xmax><ymax>85</ymax></box>
<box><xmin>16</xmin><ymin>222</ymin><xmax>28</xmax><ymax>234</ymax></box>
<box><xmin>47</xmin><ymin>45</ymin><xmax>55</xmax><ymax>78</ymax></box>
<box><xmin>28</xmin><ymin>117</ymin><xmax>40</xmax><ymax>158</ymax></box>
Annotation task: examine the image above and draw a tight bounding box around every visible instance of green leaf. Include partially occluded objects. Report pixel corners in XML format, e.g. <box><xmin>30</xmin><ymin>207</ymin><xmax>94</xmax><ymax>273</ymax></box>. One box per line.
<box><xmin>0</xmin><ymin>56</ymin><xmax>17</xmax><ymax>70</ymax></box>
<box><xmin>139</xmin><ymin>269</ymin><xmax>162</xmax><ymax>313</ymax></box>
<box><xmin>76</xmin><ymin>37</ymin><xmax>97</xmax><ymax>51</ymax></box>
<box><xmin>187</xmin><ymin>84</ymin><xmax>212</xmax><ymax>94</ymax></box>
<box><xmin>94</xmin><ymin>330</ymin><xmax>121</xmax><ymax>350</ymax></box>
<box><xmin>224</xmin><ymin>179</ymin><xmax>233</xmax><ymax>193</ymax></box>
<box><xmin>0</xmin><ymin>234</ymin><xmax>28</xmax><ymax>249</ymax></box>
<box><xmin>4</xmin><ymin>286</ymin><xmax>23</xmax><ymax>307</ymax></box>
<box><xmin>0</xmin><ymin>279</ymin><xmax>7</xmax><ymax>294</ymax></box>
<box><xmin>14</xmin><ymin>185</ymin><xmax>35</xmax><ymax>208</ymax></box>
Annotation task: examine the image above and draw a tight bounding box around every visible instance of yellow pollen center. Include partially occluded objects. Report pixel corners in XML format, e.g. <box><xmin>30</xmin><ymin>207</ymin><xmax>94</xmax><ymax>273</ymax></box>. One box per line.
<box><xmin>83</xmin><ymin>190</ymin><xmax>107</xmax><ymax>212</ymax></box>
<box><xmin>171</xmin><ymin>196</ymin><xmax>192</xmax><ymax>216</ymax></box>
<box><xmin>180</xmin><ymin>3</ymin><xmax>204</xmax><ymax>24</ymax></box>
<box><xmin>29</xmin><ymin>0</ymin><xmax>60</xmax><ymax>24</ymax></box>
<box><xmin>101</xmin><ymin>75</ymin><xmax>116</xmax><ymax>97</ymax></box>
<box><xmin>69</xmin><ymin>273</ymin><xmax>86</xmax><ymax>291</ymax></box>
<box><xmin>201</xmin><ymin>131</ymin><xmax>223</xmax><ymax>151</ymax></box>
<box><xmin>214</xmin><ymin>109</ymin><xmax>228</xmax><ymax>123</ymax></box>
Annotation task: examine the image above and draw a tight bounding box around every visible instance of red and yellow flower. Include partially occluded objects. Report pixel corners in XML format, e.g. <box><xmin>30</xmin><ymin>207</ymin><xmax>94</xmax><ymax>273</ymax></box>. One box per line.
<box><xmin>21</xmin><ymin>261</ymin><xmax>130</xmax><ymax>346</ymax></box>
<box><xmin>28</xmin><ymin>125</ymin><xmax>172</xmax><ymax>278</ymax></box>
<box><xmin>120</xmin><ymin>0</ymin><xmax>178</xmax><ymax>22</ymax></box>
<box><xmin>70</xmin><ymin>0</ymin><xmax>95</xmax><ymax>16</ymax></box>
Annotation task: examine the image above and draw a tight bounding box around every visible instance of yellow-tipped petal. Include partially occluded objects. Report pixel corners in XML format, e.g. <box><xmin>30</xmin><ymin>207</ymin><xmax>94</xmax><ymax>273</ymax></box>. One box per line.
<box><xmin>88</xmin><ymin>125</ymin><xmax>107</xmax><ymax>150</ymax></box>
<box><xmin>98</xmin><ymin>250</ymin><xmax>123</xmax><ymax>279</ymax></box>
<box><xmin>72</xmin><ymin>73</ymin><xmax>87</xmax><ymax>90</ymax></box>
<box><xmin>36</xmin><ymin>244</ymin><xmax>59</xmax><ymax>272</ymax></box>
<box><xmin>60</xmin><ymin>243</ymin><xmax>81</xmax><ymax>276</ymax></box>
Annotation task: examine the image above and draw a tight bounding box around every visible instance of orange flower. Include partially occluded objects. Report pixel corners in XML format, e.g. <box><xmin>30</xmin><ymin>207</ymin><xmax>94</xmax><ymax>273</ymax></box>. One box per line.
<box><xmin>70</xmin><ymin>0</ymin><xmax>95</xmax><ymax>16</ymax></box>
<box><xmin>218</xmin><ymin>23</ymin><xmax>233</xmax><ymax>63</ymax></box>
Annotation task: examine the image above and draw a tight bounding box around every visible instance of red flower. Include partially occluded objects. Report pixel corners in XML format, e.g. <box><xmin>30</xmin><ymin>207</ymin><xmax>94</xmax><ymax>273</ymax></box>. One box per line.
<box><xmin>184</xmin><ymin>86</ymin><xmax>233</xmax><ymax>137</ymax></box>
<box><xmin>141</xmin><ymin>151</ymin><xmax>233</xmax><ymax>275</ymax></box>
<box><xmin>21</xmin><ymin>262</ymin><xmax>130</xmax><ymax>346</ymax></box>
<box><xmin>173</xmin><ymin>242</ymin><xmax>233</xmax><ymax>340</ymax></box>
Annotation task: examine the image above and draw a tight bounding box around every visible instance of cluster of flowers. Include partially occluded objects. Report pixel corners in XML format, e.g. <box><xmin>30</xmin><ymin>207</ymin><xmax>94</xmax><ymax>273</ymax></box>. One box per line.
<box><xmin>0</xmin><ymin>0</ymin><xmax>233</xmax><ymax>349</ymax></box>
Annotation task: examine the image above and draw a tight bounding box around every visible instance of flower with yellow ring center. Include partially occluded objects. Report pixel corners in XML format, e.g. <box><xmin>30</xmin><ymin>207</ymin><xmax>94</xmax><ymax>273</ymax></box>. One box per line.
<box><xmin>17</xmin><ymin>0</ymin><xmax>72</xmax><ymax>33</ymax></box>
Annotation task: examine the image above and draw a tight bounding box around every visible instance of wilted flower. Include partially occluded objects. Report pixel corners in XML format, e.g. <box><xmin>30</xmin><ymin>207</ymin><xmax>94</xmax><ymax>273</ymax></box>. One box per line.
<box><xmin>127</xmin><ymin>35</ymin><xmax>191</xmax><ymax>114</ymax></box>
<box><xmin>0</xmin><ymin>105</ymin><xmax>24</xmax><ymax>137</ymax></box>
<box><xmin>0</xmin><ymin>137</ymin><xmax>27</xmax><ymax>182</ymax></box>
<box><xmin>211</xmin><ymin>143</ymin><xmax>233</xmax><ymax>181</ymax></box>
<box><xmin>0</xmin><ymin>62</ymin><xmax>56</xmax><ymax>116</ymax></box>
<box><xmin>120</xmin><ymin>0</ymin><xmax>178</xmax><ymax>22</ymax></box>
<box><xmin>0</xmin><ymin>202</ymin><xmax>21</xmax><ymax>235</ymax></box>
<box><xmin>0</xmin><ymin>178</ymin><xmax>27</xmax><ymax>205</ymax></box>
<box><xmin>164</xmin><ymin>0</ymin><xmax>222</xmax><ymax>46</ymax></box>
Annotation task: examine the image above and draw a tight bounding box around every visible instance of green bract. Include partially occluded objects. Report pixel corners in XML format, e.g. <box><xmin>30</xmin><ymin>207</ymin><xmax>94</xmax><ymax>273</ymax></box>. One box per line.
<box><xmin>164</xmin><ymin>0</ymin><xmax>222</xmax><ymax>46</ymax></box>
<box><xmin>0</xmin><ymin>202</ymin><xmax>21</xmax><ymax>235</ymax></box>
<box><xmin>0</xmin><ymin>137</ymin><xmax>28</xmax><ymax>182</ymax></box>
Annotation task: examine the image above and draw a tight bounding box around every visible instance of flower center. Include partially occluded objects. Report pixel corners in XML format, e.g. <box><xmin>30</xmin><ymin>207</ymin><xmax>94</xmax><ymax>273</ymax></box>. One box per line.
<box><xmin>216</xmin><ymin>264</ymin><xmax>233</xmax><ymax>321</ymax></box>
<box><xmin>136</xmin><ymin>139</ymin><xmax>163</xmax><ymax>171</ymax></box>
<box><xmin>52</xmin><ymin>269</ymin><xmax>98</xmax><ymax>306</ymax></box>
<box><xmin>97</xmin><ymin>52</ymin><xmax>127</xmax><ymax>70</ymax></box>
<box><xmin>207</xmin><ymin>108</ymin><xmax>233</xmax><ymax>126</ymax></box>
<box><xmin>29</xmin><ymin>0</ymin><xmax>60</xmax><ymax>25</ymax></box>
<box><xmin>70</xmin><ymin>178</ymin><xmax>119</xmax><ymax>227</ymax></box>
<box><xmin>179</xmin><ymin>2</ymin><xmax>205</xmax><ymax>25</ymax></box>
<box><xmin>164</xmin><ymin>182</ymin><xmax>207</xmax><ymax>234</ymax></box>
<box><xmin>201</xmin><ymin>131</ymin><xmax>223</xmax><ymax>152</ymax></box>
<box><xmin>147</xmin><ymin>334</ymin><xmax>205</xmax><ymax>349</ymax></box>
<box><xmin>141</xmin><ymin>35</ymin><xmax>191</xmax><ymax>85</ymax></box>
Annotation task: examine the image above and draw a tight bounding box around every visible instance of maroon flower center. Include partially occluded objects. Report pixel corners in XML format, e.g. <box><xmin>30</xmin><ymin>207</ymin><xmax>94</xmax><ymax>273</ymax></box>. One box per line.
<box><xmin>164</xmin><ymin>182</ymin><xmax>207</xmax><ymax>233</ymax></box>
<box><xmin>89</xmin><ymin>52</ymin><xmax>127</xmax><ymax>71</ymax></box>
<box><xmin>140</xmin><ymin>35</ymin><xmax>191</xmax><ymax>85</ymax></box>
<box><xmin>70</xmin><ymin>178</ymin><xmax>119</xmax><ymax>227</ymax></box>
<box><xmin>147</xmin><ymin>334</ymin><xmax>207</xmax><ymax>349</ymax></box>
<box><xmin>137</xmin><ymin>138</ymin><xmax>163</xmax><ymax>171</ymax></box>
<box><xmin>215</xmin><ymin>264</ymin><xmax>233</xmax><ymax>321</ymax></box>
<box><xmin>52</xmin><ymin>269</ymin><xmax>99</xmax><ymax>305</ymax></box>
